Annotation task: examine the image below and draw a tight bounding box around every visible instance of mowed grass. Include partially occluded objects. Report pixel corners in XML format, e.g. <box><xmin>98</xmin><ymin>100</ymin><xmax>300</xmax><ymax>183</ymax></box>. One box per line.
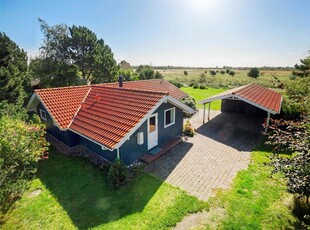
<box><xmin>1</xmin><ymin>149</ymin><xmax>208</xmax><ymax>230</ymax></box>
<box><xmin>181</xmin><ymin>87</ymin><xmax>226</xmax><ymax>110</ymax></box>
<box><xmin>194</xmin><ymin>143</ymin><xmax>297</xmax><ymax>229</ymax></box>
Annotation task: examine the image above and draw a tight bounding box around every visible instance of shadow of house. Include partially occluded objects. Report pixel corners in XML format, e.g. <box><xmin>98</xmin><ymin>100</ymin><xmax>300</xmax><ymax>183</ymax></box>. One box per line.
<box><xmin>145</xmin><ymin>142</ymin><xmax>193</xmax><ymax>180</ymax></box>
<box><xmin>37</xmin><ymin>149</ymin><xmax>163</xmax><ymax>229</ymax></box>
<box><xmin>197</xmin><ymin>111</ymin><xmax>264</xmax><ymax>152</ymax></box>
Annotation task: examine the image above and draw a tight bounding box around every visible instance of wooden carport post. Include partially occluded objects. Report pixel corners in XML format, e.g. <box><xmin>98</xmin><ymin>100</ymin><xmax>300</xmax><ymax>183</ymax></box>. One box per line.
<box><xmin>203</xmin><ymin>103</ymin><xmax>206</xmax><ymax>124</ymax></box>
<box><xmin>208</xmin><ymin>102</ymin><xmax>211</xmax><ymax>121</ymax></box>
<box><xmin>265</xmin><ymin>112</ymin><xmax>271</xmax><ymax>132</ymax></box>
<box><xmin>203</xmin><ymin>102</ymin><xmax>211</xmax><ymax>124</ymax></box>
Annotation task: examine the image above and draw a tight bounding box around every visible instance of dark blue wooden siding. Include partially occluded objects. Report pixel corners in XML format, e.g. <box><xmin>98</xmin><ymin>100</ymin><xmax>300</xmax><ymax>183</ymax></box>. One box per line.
<box><xmin>37</xmin><ymin>103</ymin><xmax>79</xmax><ymax>147</ymax></box>
<box><xmin>37</xmin><ymin>101</ymin><xmax>183</xmax><ymax>165</ymax></box>
<box><xmin>155</xmin><ymin>102</ymin><xmax>183</xmax><ymax>146</ymax></box>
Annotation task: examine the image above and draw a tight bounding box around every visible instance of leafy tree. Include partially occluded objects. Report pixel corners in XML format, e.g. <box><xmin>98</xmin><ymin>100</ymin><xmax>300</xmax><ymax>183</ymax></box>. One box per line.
<box><xmin>210</xmin><ymin>70</ymin><xmax>217</xmax><ymax>76</ymax></box>
<box><xmin>229</xmin><ymin>71</ymin><xmax>235</xmax><ymax>77</ymax></box>
<box><xmin>155</xmin><ymin>71</ymin><xmax>163</xmax><ymax>79</ymax></box>
<box><xmin>247</xmin><ymin>67</ymin><xmax>260</xmax><ymax>78</ymax></box>
<box><xmin>0</xmin><ymin>102</ymin><xmax>49</xmax><ymax>212</ymax></box>
<box><xmin>293</xmin><ymin>54</ymin><xmax>310</xmax><ymax>78</ymax></box>
<box><xmin>136</xmin><ymin>65</ymin><xmax>162</xmax><ymax>80</ymax></box>
<box><xmin>29</xmin><ymin>57</ymin><xmax>80</xmax><ymax>88</ymax></box>
<box><xmin>119</xmin><ymin>60</ymin><xmax>131</xmax><ymax>70</ymax></box>
<box><xmin>35</xmin><ymin>19</ymin><xmax>118</xmax><ymax>86</ymax></box>
<box><xmin>69</xmin><ymin>25</ymin><xmax>97</xmax><ymax>82</ymax></box>
<box><xmin>119</xmin><ymin>68</ymin><xmax>137</xmax><ymax>81</ymax></box>
<box><xmin>220</xmin><ymin>70</ymin><xmax>225</xmax><ymax>75</ymax></box>
<box><xmin>184</xmin><ymin>70</ymin><xmax>188</xmax><ymax>76</ymax></box>
<box><xmin>226</xmin><ymin>69</ymin><xmax>231</xmax><ymax>74</ymax></box>
<box><xmin>91</xmin><ymin>39</ymin><xmax>118</xmax><ymax>83</ymax></box>
<box><xmin>282</xmin><ymin>76</ymin><xmax>310</xmax><ymax>119</ymax></box>
<box><xmin>0</xmin><ymin>32</ymin><xmax>29</xmax><ymax>105</ymax></box>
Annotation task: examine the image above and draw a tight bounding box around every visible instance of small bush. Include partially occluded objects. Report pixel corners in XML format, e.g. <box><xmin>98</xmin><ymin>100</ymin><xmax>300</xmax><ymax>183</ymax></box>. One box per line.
<box><xmin>184</xmin><ymin>70</ymin><xmax>188</xmax><ymax>76</ymax></box>
<box><xmin>107</xmin><ymin>159</ymin><xmax>128</xmax><ymax>189</ymax></box>
<box><xmin>210</xmin><ymin>70</ymin><xmax>217</xmax><ymax>76</ymax></box>
<box><xmin>168</xmin><ymin>79</ymin><xmax>183</xmax><ymax>88</ymax></box>
<box><xmin>192</xmin><ymin>83</ymin><xmax>199</xmax><ymax>89</ymax></box>
<box><xmin>247</xmin><ymin>67</ymin><xmax>260</xmax><ymax>78</ymax></box>
<box><xmin>183</xmin><ymin>120</ymin><xmax>194</xmax><ymax>137</ymax></box>
<box><xmin>199</xmin><ymin>73</ymin><xmax>207</xmax><ymax>83</ymax></box>
<box><xmin>199</xmin><ymin>84</ymin><xmax>206</xmax><ymax>89</ymax></box>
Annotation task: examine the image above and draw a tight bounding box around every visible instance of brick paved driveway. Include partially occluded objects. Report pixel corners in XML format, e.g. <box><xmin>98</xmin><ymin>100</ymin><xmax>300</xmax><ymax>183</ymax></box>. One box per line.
<box><xmin>145</xmin><ymin>110</ymin><xmax>263</xmax><ymax>201</ymax></box>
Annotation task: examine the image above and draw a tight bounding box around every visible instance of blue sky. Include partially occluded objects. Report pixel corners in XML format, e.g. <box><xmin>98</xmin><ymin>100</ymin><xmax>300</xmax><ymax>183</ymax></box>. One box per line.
<box><xmin>1</xmin><ymin>0</ymin><xmax>309</xmax><ymax>67</ymax></box>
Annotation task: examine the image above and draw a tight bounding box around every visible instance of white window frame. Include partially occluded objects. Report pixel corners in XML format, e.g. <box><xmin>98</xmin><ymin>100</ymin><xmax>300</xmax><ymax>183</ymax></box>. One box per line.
<box><xmin>164</xmin><ymin>107</ymin><xmax>175</xmax><ymax>128</ymax></box>
<box><xmin>40</xmin><ymin>109</ymin><xmax>47</xmax><ymax>121</ymax></box>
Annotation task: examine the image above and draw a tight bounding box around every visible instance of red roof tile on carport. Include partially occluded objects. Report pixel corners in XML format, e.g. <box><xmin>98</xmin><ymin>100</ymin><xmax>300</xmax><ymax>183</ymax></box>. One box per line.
<box><xmin>199</xmin><ymin>84</ymin><xmax>283</xmax><ymax>114</ymax></box>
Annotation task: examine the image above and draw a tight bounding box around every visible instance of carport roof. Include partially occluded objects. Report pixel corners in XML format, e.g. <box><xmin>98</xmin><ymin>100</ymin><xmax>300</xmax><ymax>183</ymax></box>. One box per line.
<box><xmin>199</xmin><ymin>84</ymin><xmax>283</xmax><ymax>114</ymax></box>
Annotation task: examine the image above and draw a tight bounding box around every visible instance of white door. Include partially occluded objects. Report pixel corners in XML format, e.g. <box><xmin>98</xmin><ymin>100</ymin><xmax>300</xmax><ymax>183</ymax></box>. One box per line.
<box><xmin>148</xmin><ymin>113</ymin><xmax>158</xmax><ymax>150</ymax></box>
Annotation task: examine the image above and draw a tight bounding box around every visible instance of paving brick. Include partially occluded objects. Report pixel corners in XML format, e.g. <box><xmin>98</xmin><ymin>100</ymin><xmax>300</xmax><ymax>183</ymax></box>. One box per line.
<box><xmin>145</xmin><ymin>110</ymin><xmax>263</xmax><ymax>201</ymax></box>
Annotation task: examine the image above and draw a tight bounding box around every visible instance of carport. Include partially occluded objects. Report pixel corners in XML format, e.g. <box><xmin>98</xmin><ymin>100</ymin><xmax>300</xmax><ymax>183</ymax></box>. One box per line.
<box><xmin>199</xmin><ymin>84</ymin><xmax>283</xmax><ymax>127</ymax></box>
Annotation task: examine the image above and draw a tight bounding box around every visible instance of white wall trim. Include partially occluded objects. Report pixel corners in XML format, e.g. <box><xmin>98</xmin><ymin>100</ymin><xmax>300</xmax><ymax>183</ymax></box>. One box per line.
<box><xmin>164</xmin><ymin>107</ymin><xmax>175</xmax><ymax>128</ymax></box>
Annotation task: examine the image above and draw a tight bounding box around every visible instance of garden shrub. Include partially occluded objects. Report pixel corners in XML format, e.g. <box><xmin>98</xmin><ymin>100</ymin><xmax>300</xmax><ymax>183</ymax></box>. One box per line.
<box><xmin>180</xmin><ymin>96</ymin><xmax>197</xmax><ymax>118</ymax></box>
<box><xmin>168</xmin><ymin>79</ymin><xmax>183</xmax><ymax>88</ymax></box>
<box><xmin>192</xmin><ymin>83</ymin><xmax>199</xmax><ymax>89</ymax></box>
<box><xmin>183</xmin><ymin>120</ymin><xmax>194</xmax><ymax>137</ymax></box>
<box><xmin>107</xmin><ymin>159</ymin><xmax>128</xmax><ymax>189</ymax></box>
<box><xmin>199</xmin><ymin>84</ymin><xmax>207</xmax><ymax>89</ymax></box>
<box><xmin>0</xmin><ymin>109</ymin><xmax>48</xmax><ymax>213</ymax></box>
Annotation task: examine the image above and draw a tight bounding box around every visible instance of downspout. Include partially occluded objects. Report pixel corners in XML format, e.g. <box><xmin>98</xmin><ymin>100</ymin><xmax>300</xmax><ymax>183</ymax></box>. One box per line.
<box><xmin>116</xmin><ymin>148</ymin><xmax>120</xmax><ymax>160</ymax></box>
<box><xmin>203</xmin><ymin>103</ymin><xmax>206</xmax><ymax>124</ymax></box>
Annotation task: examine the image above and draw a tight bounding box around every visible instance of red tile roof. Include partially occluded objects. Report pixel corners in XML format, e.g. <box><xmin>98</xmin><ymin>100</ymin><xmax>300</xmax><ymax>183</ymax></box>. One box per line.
<box><xmin>103</xmin><ymin>79</ymin><xmax>188</xmax><ymax>99</ymax></box>
<box><xmin>35</xmin><ymin>86</ymin><xmax>90</xmax><ymax>129</ymax></box>
<box><xmin>199</xmin><ymin>84</ymin><xmax>282</xmax><ymax>114</ymax></box>
<box><xmin>32</xmin><ymin>79</ymin><xmax>190</xmax><ymax>149</ymax></box>
<box><xmin>70</xmin><ymin>86</ymin><xmax>167</xmax><ymax>149</ymax></box>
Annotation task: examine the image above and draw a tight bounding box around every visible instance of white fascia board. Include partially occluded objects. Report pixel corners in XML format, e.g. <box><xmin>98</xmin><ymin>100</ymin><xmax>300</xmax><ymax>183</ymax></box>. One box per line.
<box><xmin>167</xmin><ymin>96</ymin><xmax>196</xmax><ymax>114</ymax></box>
<box><xmin>113</xmin><ymin>96</ymin><xmax>168</xmax><ymax>150</ymax></box>
<box><xmin>69</xmin><ymin>128</ymin><xmax>113</xmax><ymax>151</ymax></box>
<box><xmin>26</xmin><ymin>93</ymin><xmax>39</xmax><ymax>110</ymax></box>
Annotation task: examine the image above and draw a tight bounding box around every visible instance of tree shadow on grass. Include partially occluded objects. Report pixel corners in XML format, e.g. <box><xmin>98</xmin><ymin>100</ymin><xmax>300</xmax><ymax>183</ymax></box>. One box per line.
<box><xmin>196</xmin><ymin>111</ymin><xmax>264</xmax><ymax>152</ymax></box>
<box><xmin>37</xmin><ymin>148</ymin><xmax>163</xmax><ymax>229</ymax></box>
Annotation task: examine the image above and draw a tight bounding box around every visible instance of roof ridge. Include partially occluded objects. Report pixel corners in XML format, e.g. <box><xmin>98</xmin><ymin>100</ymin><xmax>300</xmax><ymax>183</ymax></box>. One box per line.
<box><xmin>35</xmin><ymin>84</ymin><xmax>90</xmax><ymax>92</ymax></box>
<box><xmin>92</xmin><ymin>85</ymin><xmax>169</xmax><ymax>95</ymax></box>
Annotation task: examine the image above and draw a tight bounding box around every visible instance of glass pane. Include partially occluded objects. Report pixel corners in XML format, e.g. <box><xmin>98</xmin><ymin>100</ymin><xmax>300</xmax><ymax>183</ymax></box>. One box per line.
<box><xmin>165</xmin><ymin>110</ymin><xmax>171</xmax><ymax>126</ymax></box>
<box><xmin>149</xmin><ymin>116</ymin><xmax>156</xmax><ymax>133</ymax></box>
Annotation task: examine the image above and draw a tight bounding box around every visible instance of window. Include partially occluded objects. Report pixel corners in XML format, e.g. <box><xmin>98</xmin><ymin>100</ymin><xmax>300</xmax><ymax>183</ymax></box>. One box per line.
<box><xmin>164</xmin><ymin>107</ymin><xmax>175</xmax><ymax>128</ymax></box>
<box><xmin>40</xmin><ymin>109</ymin><xmax>47</xmax><ymax>121</ymax></box>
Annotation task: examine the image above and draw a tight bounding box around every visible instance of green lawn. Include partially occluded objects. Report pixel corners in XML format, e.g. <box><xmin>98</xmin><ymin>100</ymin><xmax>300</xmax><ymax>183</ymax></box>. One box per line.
<box><xmin>194</xmin><ymin>144</ymin><xmax>298</xmax><ymax>229</ymax></box>
<box><xmin>180</xmin><ymin>87</ymin><xmax>226</xmax><ymax>110</ymax></box>
<box><xmin>1</xmin><ymin>149</ymin><xmax>208</xmax><ymax>230</ymax></box>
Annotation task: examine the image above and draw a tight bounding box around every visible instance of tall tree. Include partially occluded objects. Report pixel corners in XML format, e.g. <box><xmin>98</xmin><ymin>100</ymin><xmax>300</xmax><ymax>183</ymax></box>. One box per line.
<box><xmin>119</xmin><ymin>60</ymin><xmax>131</xmax><ymax>70</ymax></box>
<box><xmin>91</xmin><ymin>39</ymin><xmax>118</xmax><ymax>83</ymax></box>
<box><xmin>0</xmin><ymin>32</ymin><xmax>29</xmax><ymax>105</ymax></box>
<box><xmin>293</xmin><ymin>54</ymin><xmax>310</xmax><ymax>78</ymax></box>
<box><xmin>34</xmin><ymin>19</ymin><xmax>118</xmax><ymax>87</ymax></box>
<box><xmin>69</xmin><ymin>25</ymin><xmax>97</xmax><ymax>82</ymax></box>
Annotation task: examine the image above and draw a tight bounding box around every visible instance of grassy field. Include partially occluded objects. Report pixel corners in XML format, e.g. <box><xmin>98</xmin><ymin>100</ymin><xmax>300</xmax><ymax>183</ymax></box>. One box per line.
<box><xmin>158</xmin><ymin>68</ymin><xmax>292</xmax><ymax>88</ymax></box>
<box><xmin>194</xmin><ymin>144</ymin><xmax>298</xmax><ymax>229</ymax></box>
<box><xmin>1</xmin><ymin>149</ymin><xmax>208</xmax><ymax>230</ymax></box>
<box><xmin>180</xmin><ymin>87</ymin><xmax>226</xmax><ymax>110</ymax></box>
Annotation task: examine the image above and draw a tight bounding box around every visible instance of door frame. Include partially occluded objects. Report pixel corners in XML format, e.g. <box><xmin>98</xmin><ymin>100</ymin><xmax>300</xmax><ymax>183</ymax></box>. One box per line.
<box><xmin>147</xmin><ymin>113</ymin><xmax>158</xmax><ymax>150</ymax></box>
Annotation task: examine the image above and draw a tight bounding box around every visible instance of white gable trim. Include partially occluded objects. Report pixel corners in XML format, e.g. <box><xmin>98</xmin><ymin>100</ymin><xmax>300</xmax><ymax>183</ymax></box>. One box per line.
<box><xmin>27</xmin><ymin>93</ymin><xmax>64</xmax><ymax>130</ymax></box>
